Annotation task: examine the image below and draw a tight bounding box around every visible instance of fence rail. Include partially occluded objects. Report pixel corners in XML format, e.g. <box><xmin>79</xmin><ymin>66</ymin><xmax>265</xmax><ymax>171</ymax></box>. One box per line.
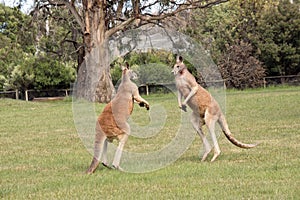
<box><xmin>24</xmin><ymin>89</ymin><xmax>72</xmax><ymax>101</ymax></box>
<box><xmin>263</xmin><ymin>75</ymin><xmax>300</xmax><ymax>88</ymax></box>
<box><xmin>0</xmin><ymin>89</ymin><xmax>19</xmax><ymax>100</ymax></box>
<box><xmin>0</xmin><ymin>75</ymin><xmax>299</xmax><ymax>101</ymax></box>
<box><xmin>0</xmin><ymin>89</ymin><xmax>72</xmax><ymax>101</ymax></box>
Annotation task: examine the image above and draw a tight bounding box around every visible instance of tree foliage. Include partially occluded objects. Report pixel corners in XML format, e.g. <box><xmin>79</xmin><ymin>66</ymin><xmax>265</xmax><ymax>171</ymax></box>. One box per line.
<box><xmin>183</xmin><ymin>0</ymin><xmax>300</xmax><ymax>86</ymax></box>
<box><xmin>29</xmin><ymin>0</ymin><xmax>229</xmax><ymax>102</ymax></box>
<box><xmin>1</xmin><ymin>0</ymin><xmax>299</xmax><ymax>93</ymax></box>
<box><xmin>111</xmin><ymin>50</ymin><xmax>174</xmax><ymax>86</ymax></box>
<box><xmin>0</xmin><ymin>4</ymin><xmax>76</xmax><ymax>91</ymax></box>
<box><xmin>218</xmin><ymin>40</ymin><xmax>265</xmax><ymax>89</ymax></box>
<box><xmin>256</xmin><ymin>0</ymin><xmax>300</xmax><ymax>75</ymax></box>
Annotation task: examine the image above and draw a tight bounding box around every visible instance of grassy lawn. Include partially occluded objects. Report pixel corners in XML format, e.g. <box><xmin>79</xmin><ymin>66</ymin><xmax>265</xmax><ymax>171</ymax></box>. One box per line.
<box><xmin>1</xmin><ymin>86</ymin><xmax>299</xmax><ymax>199</ymax></box>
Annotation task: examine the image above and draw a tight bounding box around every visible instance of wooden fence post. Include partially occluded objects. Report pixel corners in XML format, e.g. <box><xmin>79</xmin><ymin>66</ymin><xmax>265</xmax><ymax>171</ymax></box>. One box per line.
<box><xmin>146</xmin><ymin>84</ymin><xmax>149</xmax><ymax>96</ymax></box>
<box><xmin>15</xmin><ymin>89</ymin><xmax>19</xmax><ymax>100</ymax></box>
<box><xmin>25</xmin><ymin>90</ymin><xmax>28</xmax><ymax>101</ymax></box>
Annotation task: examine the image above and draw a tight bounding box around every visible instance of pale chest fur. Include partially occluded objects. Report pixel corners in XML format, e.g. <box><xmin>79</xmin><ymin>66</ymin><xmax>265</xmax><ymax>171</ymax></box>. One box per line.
<box><xmin>175</xmin><ymin>75</ymin><xmax>193</xmax><ymax>98</ymax></box>
<box><xmin>112</xmin><ymin>81</ymin><xmax>136</xmax><ymax>118</ymax></box>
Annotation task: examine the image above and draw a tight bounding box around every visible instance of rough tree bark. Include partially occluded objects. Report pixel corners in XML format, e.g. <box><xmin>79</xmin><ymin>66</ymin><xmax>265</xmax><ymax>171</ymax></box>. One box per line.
<box><xmin>74</xmin><ymin>0</ymin><xmax>115</xmax><ymax>102</ymax></box>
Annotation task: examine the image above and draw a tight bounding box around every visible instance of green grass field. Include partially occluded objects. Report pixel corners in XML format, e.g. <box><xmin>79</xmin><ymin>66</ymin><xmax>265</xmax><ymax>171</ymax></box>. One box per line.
<box><xmin>1</xmin><ymin>86</ymin><xmax>299</xmax><ymax>199</ymax></box>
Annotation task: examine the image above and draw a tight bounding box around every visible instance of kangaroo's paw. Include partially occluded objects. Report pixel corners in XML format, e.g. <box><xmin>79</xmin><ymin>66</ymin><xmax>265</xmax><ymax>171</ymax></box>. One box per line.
<box><xmin>145</xmin><ymin>104</ymin><xmax>150</xmax><ymax>110</ymax></box>
<box><xmin>139</xmin><ymin>102</ymin><xmax>150</xmax><ymax>110</ymax></box>
<box><xmin>180</xmin><ymin>105</ymin><xmax>187</xmax><ymax>112</ymax></box>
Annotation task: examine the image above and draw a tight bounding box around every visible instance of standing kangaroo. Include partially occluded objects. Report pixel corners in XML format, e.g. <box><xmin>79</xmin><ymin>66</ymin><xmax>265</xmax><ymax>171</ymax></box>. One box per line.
<box><xmin>86</xmin><ymin>63</ymin><xmax>150</xmax><ymax>174</ymax></box>
<box><xmin>172</xmin><ymin>56</ymin><xmax>257</xmax><ymax>162</ymax></box>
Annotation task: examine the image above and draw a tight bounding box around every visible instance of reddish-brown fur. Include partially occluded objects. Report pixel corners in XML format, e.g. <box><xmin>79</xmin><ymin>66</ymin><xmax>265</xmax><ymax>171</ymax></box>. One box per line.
<box><xmin>86</xmin><ymin>64</ymin><xmax>149</xmax><ymax>174</ymax></box>
<box><xmin>173</xmin><ymin>56</ymin><xmax>257</xmax><ymax>162</ymax></box>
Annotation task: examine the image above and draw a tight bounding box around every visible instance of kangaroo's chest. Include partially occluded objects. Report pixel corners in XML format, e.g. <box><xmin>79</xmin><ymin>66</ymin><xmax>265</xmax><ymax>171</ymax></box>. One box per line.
<box><xmin>175</xmin><ymin>76</ymin><xmax>192</xmax><ymax>97</ymax></box>
<box><xmin>176</xmin><ymin>75</ymin><xmax>212</xmax><ymax>115</ymax></box>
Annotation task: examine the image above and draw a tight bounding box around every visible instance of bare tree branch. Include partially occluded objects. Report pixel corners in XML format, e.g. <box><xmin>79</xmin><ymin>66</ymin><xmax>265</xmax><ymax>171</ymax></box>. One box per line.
<box><xmin>105</xmin><ymin>17</ymin><xmax>136</xmax><ymax>38</ymax></box>
<box><xmin>47</xmin><ymin>0</ymin><xmax>84</xmax><ymax>32</ymax></box>
<box><xmin>106</xmin><ymin>0</ymin><xmax>229</xmax><ymax>40</ymax></box>
<box><xmin>138</xmin><ymin>0</ymin><xmax>228</xmax><ymax>23</ymax></box>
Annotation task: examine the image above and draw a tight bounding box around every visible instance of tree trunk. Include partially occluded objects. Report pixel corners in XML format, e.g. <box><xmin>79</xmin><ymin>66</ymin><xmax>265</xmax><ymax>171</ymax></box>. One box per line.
<box><xmin>74</xmin><ymin>0</ymin><xmax>115</xmax><ymax>103</ymax></box>
<box><xmin>75</xmin><ymin>46</ymin><xmax>114</xmax><ymax>102</ymax></box>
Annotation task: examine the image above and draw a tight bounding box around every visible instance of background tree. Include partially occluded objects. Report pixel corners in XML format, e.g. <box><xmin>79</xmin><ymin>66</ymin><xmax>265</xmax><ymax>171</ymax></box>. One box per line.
<box><xmin>126</xmin><ymin>50</ymin><xmax>174</xmax><ymax>86</ymax></box>
<box><xmin>2</xmin><ymin>0</ymin><xmax>299</xmax><ymax>93</ymax></box>
<box><xmin>31</xmin><ymin>0</ymin><xmax>228</xmax><ymax>102</ymax></box>
<box><xmin>256</xmin><ymin>0</ymin><xmax>300</xmax><ymax>76</ymax></box>
<box><xmin>218</xmin><ymin>40</ymin><xmax>265</xmax><ymax>89</ymax></box>
<box><xmin>0</xmin><ymin>4</ymin><xmax>76</xmax><ymax>91</ymax></box>
<box><xmin>182</xmin><ymin>0</ymin><xmax>299</xmax><ymax>86</ymax></box>
<box><xmin>0</xmin><ymin>4</ymin><xmax>33</xmax><ymax>89</ymax></box>
<box><xmin>111</xmin><ymin>50</ymin><xmax>174</xmax><ymax>86</ymax></box>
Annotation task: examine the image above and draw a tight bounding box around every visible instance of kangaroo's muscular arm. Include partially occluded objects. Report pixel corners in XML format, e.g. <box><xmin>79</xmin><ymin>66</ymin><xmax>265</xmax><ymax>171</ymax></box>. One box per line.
<box><xmin>182</xmin><ymin>85</ymin><xmax>198</xmax><ymax>105</ymax></box>
<box><xmin>177</xmin><ymin>90</ymin><xmax>183</xmax><ymax>107</ymax></box>
<box><xmin>182</xmin><ymin>72</ymin><xmax>198</xmax><ymax>106</ymax></box>
<box><xmin>133</xmin><ymin>89</ymin><xmax>150</xmax><ymax>110</ymax></box>
<box><xmin>178</xmin><ymin>90</ymin><xmax>188</xmax><ymax>112</ymax></box>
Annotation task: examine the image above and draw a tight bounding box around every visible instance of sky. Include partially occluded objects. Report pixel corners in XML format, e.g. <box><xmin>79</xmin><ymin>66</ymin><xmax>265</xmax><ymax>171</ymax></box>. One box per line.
<box><xmin>0</xmin><ymin>0</ymin><xmax>34</xmax><ymax>13</ymax></box>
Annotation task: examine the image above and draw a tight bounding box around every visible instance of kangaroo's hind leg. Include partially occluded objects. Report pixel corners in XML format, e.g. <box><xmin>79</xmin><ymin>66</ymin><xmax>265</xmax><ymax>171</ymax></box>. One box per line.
<box><xmin>112</xmin><ymin>123</ymin><xmax>130</xmax><ymax>170</ymax></box>
<box><xmin>101</xmin><ymin>139</ymin><xmax>112</xmax><ymax>169</ymax></box>
<box><xmin>191</xmin><ymin>112</ymin><xmax>211</xmax><ymax>161</ymax></box>
<box><xmin>86</xmin><ymin>122</ymin><xmax>107</xmax><ymax>174</ymax></box>
<box><xmin>205</xmin><ymin>111</ymin><xmax>221</xmax><ymax>162</ymax></box>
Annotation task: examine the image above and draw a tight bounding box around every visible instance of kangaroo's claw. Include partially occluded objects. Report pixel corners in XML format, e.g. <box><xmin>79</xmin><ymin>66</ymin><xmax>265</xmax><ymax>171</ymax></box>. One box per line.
<box><xmin>140</xmin><ymin>102</ymin><xmax>150</xmax><ymax>110</ymax></box>
<box><xmin>102</xmin><ymin>162</ymin><xmax>113</xmax><ymax>169</ymax></box>
<box><xmin>181</xmin><ymin>105</ymin><xmax>187</xmax><ymax>112</ymax></box>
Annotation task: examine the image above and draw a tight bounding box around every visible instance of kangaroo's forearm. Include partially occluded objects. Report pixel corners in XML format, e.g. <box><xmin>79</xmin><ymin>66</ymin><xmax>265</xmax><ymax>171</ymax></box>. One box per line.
<box><xmin>183</xmin><ymin>86</ymin><xmax>198</xmax><ymax>105</ymax></box>
<box><xmin>134</xmin><ymin>95</ymin><xmax>147</xmax><ymax>103</ymax></box>
<box><xmin>134</xmin><ymin>95</ymin><xmax>150</xmax><ymax>110</ymax></box>
<box><xmin>177</xmin><ymin>91</ymin><xmax>182</xmax><ymax>106</ymax></box>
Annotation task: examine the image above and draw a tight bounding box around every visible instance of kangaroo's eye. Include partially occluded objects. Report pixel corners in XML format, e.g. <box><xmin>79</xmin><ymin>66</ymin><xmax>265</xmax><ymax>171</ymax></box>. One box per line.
<box><xmin>176</xmin><ymin>66</ymin><xmax>180</xmax><ymax>68</ymax></box>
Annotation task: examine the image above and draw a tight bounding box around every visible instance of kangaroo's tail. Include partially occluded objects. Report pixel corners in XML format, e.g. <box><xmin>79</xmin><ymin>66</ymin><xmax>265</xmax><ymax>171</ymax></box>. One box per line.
<box><xmin>218</xmin><ymin>114</ymin><xmax>257</xmax><ymax>149</ymax></box>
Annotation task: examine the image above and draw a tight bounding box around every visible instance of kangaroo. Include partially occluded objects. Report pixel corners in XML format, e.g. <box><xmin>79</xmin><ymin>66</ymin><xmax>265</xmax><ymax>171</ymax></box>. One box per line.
<box><xmin>86</xmin><ymin>62</ymin><xmax>150</xmax><ymax>174</ymax></box>
<box><xmin>172</xmin><ymin>55</ymin><xmax>257</xmax><ymax>162</ymax></box>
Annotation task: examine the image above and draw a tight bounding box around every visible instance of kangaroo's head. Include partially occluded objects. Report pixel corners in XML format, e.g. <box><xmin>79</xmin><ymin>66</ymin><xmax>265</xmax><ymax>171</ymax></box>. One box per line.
<box><xmin>172</xmin><ymin>55</ymin><xmax>186</xmax><ymax>75</ymax></box>
<box><xmin>121</xmin><ymin>62</ymin><xmax>138</xmax><ymax>80</ymax></box>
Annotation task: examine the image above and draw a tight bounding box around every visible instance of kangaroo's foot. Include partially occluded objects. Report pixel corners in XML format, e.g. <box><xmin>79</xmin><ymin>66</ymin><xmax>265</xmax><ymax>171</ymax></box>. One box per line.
<box><xmin>86</xmin><ymin>157</ymin><xmax>100</xmax><ymax>174</ymax></box>
<box><xmin>210</xmin><ymin>150</ymin><xmax>221</xmax><ymax>162</ymax></box>
<box><xmin>200</xmin><ymin>142</ymin><xmax>212</xmax><ymax>162</ymax></box>
<box><xmin>102</xmin><ymin>162</ymin><xmax>113</xmax><ymax>169</ymax></box>
<box><xmin>112</xmin><ymin>165</ymin><xmax>124</xmax><ymax>172</ymax></box>
<box><xmin>201</xmin><ymin>152</ymin><xmax>209</xmax><ymax>162</ymax></box>
<box><xmin>201</xmin><ymin>150</ymin><xmax>211</xmax><ymax>162</ymax></box>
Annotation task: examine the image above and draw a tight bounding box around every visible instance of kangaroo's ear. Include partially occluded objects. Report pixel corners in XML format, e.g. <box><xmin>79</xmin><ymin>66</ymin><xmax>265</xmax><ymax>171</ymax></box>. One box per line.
<box><xmin>178</xmin><ymin>56</ymin><xmax>183</xmax><ymax>62</ymax></box>
<box><xmin>125</xmin><ymin>62</ymin><xmax>130</xmax><ymax>69</ymax></box>
<box><xmin>176</xmin><ymin>55</ymin><xmax>183</xmax><ymax>63</ymax></box>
